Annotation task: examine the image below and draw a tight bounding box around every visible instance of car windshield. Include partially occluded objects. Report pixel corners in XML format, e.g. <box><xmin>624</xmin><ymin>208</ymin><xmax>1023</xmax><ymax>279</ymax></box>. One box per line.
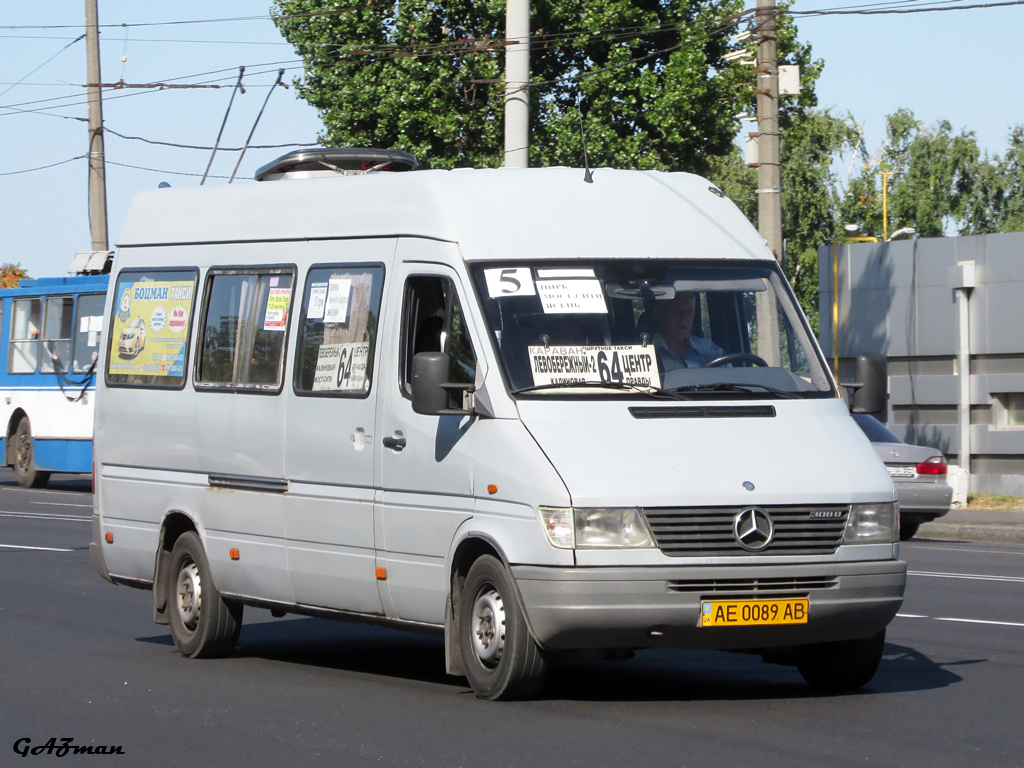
<box><xmin>470</xmin><ymin>259</ymin><xmax>834</xmax><ymax>399</ymax></box>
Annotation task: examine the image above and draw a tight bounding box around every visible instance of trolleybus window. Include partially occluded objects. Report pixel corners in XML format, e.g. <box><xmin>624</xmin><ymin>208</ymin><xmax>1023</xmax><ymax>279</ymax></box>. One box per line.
<box><xmin>9</xmin><ymin>298</ymin><xmax>41</xmax><ymax>374</ymax></box>
<box><xmin>40</xmin><ymin>296</ymin><xmax>74</xmax><ymax>374</ymax></box>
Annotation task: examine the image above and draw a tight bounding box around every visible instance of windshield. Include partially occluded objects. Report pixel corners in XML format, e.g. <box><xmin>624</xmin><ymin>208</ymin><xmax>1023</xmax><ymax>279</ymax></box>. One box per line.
<box><xmin>470</xmin><ymin>260</ymin><xmax>834</xmax><ymax>399</ymax></box>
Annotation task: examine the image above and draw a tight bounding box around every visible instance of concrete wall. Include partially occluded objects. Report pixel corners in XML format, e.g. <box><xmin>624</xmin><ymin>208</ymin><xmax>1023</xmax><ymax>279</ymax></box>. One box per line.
<box><xmin>818</xmin><ymin>233</ymin><xmax>1024</xmax><ymax>496</ymax></box>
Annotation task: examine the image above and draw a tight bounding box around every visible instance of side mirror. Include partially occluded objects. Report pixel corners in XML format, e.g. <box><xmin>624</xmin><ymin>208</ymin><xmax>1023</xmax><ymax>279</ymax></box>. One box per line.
<box><xmin>844</xmin><ymin>353</ymin><xmax>887</xmax><ymax>415</ymax></box>
<box><xmin>411</xmin><ymin>352</ymin><xmax>452</xmax><ymax>415</ymax></box>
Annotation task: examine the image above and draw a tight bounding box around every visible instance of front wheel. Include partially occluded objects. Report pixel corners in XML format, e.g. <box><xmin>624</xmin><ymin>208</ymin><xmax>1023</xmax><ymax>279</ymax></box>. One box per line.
<box><xmin>459</xmin><ymin>555</ymin><xmax>548</xmax><ymax>701</ymax></box>
<box><xmin>795</xmin><ymin>630</ymin><xmax>886</xmax><ymax>691</ymax></box>
<box><xmin>167</xmin><ymin>531</ymin><xmax>242</xmax><ymax>658</ymax></box>
<box><xmin>899</xmin><ymin>521</ymin><xmax>920</xmax><ymax>541</ymax></box>
<box><xmin>13</xmin><ymin>419</ymin><xmax>50</xmax><ymax>489</ymax></box>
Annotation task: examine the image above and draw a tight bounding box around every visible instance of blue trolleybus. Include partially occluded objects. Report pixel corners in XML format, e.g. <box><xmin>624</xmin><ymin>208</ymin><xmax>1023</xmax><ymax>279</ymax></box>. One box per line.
<box><xmin>0</xmin><ymin>271</ymin><xmax>109</xmax><ymax>487</ymax></box>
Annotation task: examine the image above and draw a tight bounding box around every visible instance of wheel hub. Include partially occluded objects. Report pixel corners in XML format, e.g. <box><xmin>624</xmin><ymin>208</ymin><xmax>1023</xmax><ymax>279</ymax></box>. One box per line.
<box><xmin>15</xmin><ymin>434</ymin><xmax>31</xmax><ymax>474</ymax></box>
<box><xmin>175</xmin><ymin>561</ymin><xmax>202</xmax><ymax>631</ymax></box>
<box><xmin>470</xmin><ymin>587</ymin><xmax>505</xmax><ymax>667</ymax></box>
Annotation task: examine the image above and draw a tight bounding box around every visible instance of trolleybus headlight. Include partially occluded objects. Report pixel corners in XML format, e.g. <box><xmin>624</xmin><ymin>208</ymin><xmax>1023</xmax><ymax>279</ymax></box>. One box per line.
<box><xmin>539</xmin><ymin>507</ymin><xmax>656</xmax><ymax>549</ymax></box>
<box><xmin>843</xmin><ymin>502</ymin><xmax>898</xmax><ymax>544</ymax></box>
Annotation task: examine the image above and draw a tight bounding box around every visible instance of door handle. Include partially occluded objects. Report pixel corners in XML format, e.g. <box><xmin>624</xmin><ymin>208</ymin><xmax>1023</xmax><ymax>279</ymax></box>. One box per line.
<box><xmin>382</xmin><ymin>435</ymin><xmax>407</xmax><ymax>451</ymax></box>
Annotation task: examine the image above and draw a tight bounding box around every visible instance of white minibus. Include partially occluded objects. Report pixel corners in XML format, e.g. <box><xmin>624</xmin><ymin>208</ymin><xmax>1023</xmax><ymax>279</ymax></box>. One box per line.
<box><xmin>92</xmin><ymin>149</ymin><xmax>905</xmax><ymax>700</ymax></box>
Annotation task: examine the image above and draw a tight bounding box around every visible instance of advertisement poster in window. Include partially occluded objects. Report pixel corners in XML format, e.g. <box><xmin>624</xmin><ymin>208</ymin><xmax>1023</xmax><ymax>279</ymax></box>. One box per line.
<box><xmin>108</xmin><ymin>279</ymin><xmax>195</xmax><ymax>378</ymax></box>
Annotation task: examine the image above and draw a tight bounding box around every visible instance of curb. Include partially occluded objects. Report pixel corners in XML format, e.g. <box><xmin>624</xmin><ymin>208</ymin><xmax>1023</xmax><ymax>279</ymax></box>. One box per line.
<box><xmin>913</xmin><ymin>522</ymin><xmax>1024</xmax><ymax>545</ymax></box>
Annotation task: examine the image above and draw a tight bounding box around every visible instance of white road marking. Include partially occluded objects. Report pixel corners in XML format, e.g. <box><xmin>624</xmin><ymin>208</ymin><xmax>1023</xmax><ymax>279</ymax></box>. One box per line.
<box><xmin>0</xmin><ymin>543</ymin><xmax>74</xmax><ymax>552</ymax></box>
<box><xmin>908</xmin><ymin>543</ymin><xmax>1024</xmax><ymax>556</ymax></box>
<box><xmin>0</xmin><ymin>511</ymin><xmax>90</xmax><ymax>523</ymax></box>
<box><xmin>936</xmin><ymin>617</ymin><xmax>1024</xmax><ymax>629</ymax></box>
<box><xmin>30</xmin><ymin>501</ymin><xmax>92</xmax><ymax>509</ymax></box>
<box><xmin>909</xmin><ymin>570</ymin><xmax>1024</xmax><ymax>584</ymax></box>
<box><xmin>897</xmin><ymin>613</ymin><xmax>1023</xmax><ymax>627</ymax></box>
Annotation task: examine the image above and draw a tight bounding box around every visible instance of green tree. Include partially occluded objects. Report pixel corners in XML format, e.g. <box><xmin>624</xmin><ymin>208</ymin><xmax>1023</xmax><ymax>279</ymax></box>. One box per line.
<box><xmin>840</xmin><ymin>108</ymin><xmax>980</xmax><ymax>238</ymax></box>
<box><xmin>996</xmin><ymin>126</ymin><xmax>1024</xmax><ymax>232</ymax></box>
<box><xmin>0</xmin><ymin>263</ymin><xmax>29</xmax><ymax>288</ymax></box>
<box><xmin>273</xmin><ymin>0</ymin><xmax>819</xmax><ymax>175</ymax></box>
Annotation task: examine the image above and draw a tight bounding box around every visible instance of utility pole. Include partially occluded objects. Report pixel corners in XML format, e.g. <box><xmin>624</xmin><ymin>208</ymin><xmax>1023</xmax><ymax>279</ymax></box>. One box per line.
<box><xmin>85</xmin><ymin>0</ymin><xmax>108</xmax><ymax>252</ymax></box>
<box><xmin>504</xmin><ymin>0</ymin><xmax>529</xmax><ymax>167</ymax></box>
<box><xmin>753</xmin><ymin>0</ymin><xmax>782</xmax><ymax>364</ymax></box>
<box><xmin>755</xmin><ymin>0</ymin><xmax>781</xmax><ymax>264</ymax></box>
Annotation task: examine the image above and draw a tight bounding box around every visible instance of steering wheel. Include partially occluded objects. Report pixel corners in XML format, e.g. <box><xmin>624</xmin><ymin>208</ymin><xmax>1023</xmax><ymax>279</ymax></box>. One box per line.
<box><xmin>705</xmin><ymin>352</ymin><xmax>769</xmax><ymax>368</ymax></box>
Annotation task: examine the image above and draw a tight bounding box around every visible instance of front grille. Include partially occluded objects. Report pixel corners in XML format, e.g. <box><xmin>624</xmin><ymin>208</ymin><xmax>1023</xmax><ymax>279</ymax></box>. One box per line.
<box><xmin>644</xmin><ymin>505</ymin><xmax>849</xmax><ymax>556</ymax></box>
<box><xmin>667</xmin><ymin>575</ymin><xmax>839</xmax><ymax>594</ymax></box>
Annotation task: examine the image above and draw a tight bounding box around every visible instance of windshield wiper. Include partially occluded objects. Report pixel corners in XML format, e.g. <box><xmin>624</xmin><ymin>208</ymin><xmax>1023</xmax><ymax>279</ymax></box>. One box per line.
<box><xmin>670</xmin><ymin>382</ymin><xmax>800</xmax><ymax>399</ymax></box>
<box><xmin>511</xmin><ymin>380</ymin><xmax>690</xmax><ymax>400</ymax></box>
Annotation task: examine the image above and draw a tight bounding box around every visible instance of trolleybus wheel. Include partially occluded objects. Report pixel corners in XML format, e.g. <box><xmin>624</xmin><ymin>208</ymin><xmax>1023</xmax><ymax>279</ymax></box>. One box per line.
<box><xmin>13</xmin><ymin>419</ymin><xmax>50</xmax><ymax>489</ymax></box>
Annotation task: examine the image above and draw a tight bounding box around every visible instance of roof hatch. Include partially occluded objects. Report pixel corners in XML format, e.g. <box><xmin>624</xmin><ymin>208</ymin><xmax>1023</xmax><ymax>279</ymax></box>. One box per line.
<box><xmin>255</xmin><ymin>147</ymin><xmax>418</xmax><ymax>181</ymax></box>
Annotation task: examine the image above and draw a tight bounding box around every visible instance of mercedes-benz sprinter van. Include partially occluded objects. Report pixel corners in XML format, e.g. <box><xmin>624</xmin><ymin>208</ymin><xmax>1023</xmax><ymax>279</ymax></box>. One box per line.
<box><xmin>91</xmin><ymin>149</ymin><xmax>905</xmax><ymax>700</ymax></box>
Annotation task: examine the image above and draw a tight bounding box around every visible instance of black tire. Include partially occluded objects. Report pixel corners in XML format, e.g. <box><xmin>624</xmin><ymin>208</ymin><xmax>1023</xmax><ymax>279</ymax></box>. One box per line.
<box><xmin>899</xmin><ymin>521</ymin><xmax>920</xmax><ymax>541</ymax></box>
<box><xmin>13</xmin><ymin>419</ymin><xmax>50</xmax><ymax>489</ymax></box>
<box><xmin>796</xmin><ymin>629</ymin><xmax>886</xmax><ymax>691</ymax></box>
<box><xmin>459</xmin><ymin>555</ymin><xmax>548</xmax><ymax>701</ymax></box>
<box><xmin>167</xmin><ymin>531</ymin><xmax>242</xmax><ymax>658</ymax></box>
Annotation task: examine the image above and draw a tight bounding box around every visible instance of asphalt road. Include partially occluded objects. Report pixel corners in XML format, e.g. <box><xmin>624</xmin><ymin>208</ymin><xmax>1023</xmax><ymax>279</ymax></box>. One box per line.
<box><xmin>1</xmin><ymin>473</ymin><xmax>1022</xmax><ymax>767</ymax></box>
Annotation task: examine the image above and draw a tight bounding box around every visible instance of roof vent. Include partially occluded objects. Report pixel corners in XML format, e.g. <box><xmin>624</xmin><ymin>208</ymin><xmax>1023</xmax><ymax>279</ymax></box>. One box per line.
<box><xmin>255</xmin><ymin>147</ymin><xmax>418</xmax><ymax>181</ymax></box>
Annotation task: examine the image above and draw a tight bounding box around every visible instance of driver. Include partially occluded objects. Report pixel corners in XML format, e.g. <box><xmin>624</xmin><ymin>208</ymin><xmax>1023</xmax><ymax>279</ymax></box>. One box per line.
<box><xmin>651</xmin><ymin>291</ymin><xmax>725</xmax><ymax>372</ymax></box>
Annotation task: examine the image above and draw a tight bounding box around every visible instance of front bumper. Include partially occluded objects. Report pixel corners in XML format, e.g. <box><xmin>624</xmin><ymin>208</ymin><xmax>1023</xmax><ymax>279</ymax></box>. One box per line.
<box><xmin>513</xmin><ymin>559</ymin><xmax>906</xmax><ymax>651</ymax></box>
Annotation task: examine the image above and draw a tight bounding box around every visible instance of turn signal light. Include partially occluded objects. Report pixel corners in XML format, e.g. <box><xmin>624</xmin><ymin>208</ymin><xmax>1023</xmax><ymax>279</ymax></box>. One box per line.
<box><xmin>105</xmin><ymin>532</ymin><xmax>113</xmax><ymax>544</ymax></box>
<box><xmin>915</xmin><ymin>456</ymin><xmax>947</xmax><ymax>475</ymax></box>
<box><xmin>487</xmin><ymin>484</ymin><xmax>498</xmax><ymax>495</ymax></box>
<box><xmin>229</xmin><ymin>548</ymin><xmax>240</xmax><ymax>560</ymax></box>
<box><xmin>375</xmin><ymin>567</ymin><xmax>387</xmax><ymax>580</ymax></box>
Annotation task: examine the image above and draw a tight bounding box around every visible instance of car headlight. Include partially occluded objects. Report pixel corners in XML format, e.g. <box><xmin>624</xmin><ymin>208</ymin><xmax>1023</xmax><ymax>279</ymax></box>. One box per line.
<box><xmin>539</xmin><ymin>506</ymin><xmax>656</xmax><ymax>549</ymax></box>
<box><xmin>843</xmin><ymin>502</ymin><xmax>898</xmax><ymax>544</ymax></box>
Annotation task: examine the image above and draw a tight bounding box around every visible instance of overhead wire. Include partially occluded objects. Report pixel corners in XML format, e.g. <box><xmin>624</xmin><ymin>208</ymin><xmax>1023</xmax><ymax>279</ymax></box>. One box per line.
<box><xmin>0</xmin><ymin>154</ymin><xmax>86</xmax><ymax>176</ymax></box>
<box><xmin>2</xmin><ymin>0</ymin><xmax>1017</xmax><ymax>178</ymax></box>
<box><xmin>0</xmin><ymin>34</ymin><xmax>84</xmax><ymax>100</ymax></box>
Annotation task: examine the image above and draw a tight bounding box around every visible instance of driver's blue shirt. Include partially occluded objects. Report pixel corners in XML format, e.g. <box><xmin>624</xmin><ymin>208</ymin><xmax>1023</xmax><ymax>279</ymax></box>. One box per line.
<box><xmin>653</xmin><ymin>333</ymin><xmax>725</xmax><ymax>371</ymax></box>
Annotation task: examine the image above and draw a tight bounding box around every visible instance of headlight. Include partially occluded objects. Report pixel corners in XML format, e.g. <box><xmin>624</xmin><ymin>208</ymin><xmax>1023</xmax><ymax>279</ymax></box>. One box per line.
<box><xmin>538</xmin><ymin>507</ymin><xmax>656</xmax><ymax>549</ymax></box>
<box><xmin>843</xmin><ymin>502</ymin><xmax>898</xmax><ymax>544</ymax></box>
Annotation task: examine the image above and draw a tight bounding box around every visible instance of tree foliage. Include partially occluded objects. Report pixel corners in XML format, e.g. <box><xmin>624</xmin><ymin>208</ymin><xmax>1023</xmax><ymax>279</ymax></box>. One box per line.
<box><xmin>0</xmin><ymin>263</ymin><xmax>29</xmax><ymax>288</ymax></box>
<box><xmin>273</xmin><ymin>0</ymin><xmax>819</xmax><ymax>175</ymax></box>
<box><xmin>840</xmin><ymin>109</ymin><xmax>979</xmax><ymax>238</ymax></box>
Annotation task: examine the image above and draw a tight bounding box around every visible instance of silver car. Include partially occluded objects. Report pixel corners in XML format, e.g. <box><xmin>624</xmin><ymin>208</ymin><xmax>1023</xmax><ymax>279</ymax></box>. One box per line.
<box><xmin>854</xmin><ymin>414</ymin><xmax>952</xmax><ymax>540</ymax></box>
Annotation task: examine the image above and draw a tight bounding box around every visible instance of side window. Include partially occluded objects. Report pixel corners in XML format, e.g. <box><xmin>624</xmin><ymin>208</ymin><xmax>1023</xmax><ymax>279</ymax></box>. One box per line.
<box><xmin>39</xmin><ymin>296</ymin><xmax>74</xmax><ymax>374</ymax></box>
<box><xmin>294</xmin><ymin>265</ymin><xmax>384</xmax><ymax>396</ymax></box>
<box><xmin>196</xmin><ymin>268</ymin><xmax>294</xmax><ymax>391</ymax></box>
<box><xmin>106</xmin><ymin>269</ymin><xmax>198</xmax><ymax>389</ymax></box>
<box><xmin>9</xmin><ymin>298</ymin><xmax>41</xmax><ymax>374</ymax></box>
<box><xmin>401</xmin><ymin>276</ymin><xmax>476</xmax><ymax>406</ymax></box>
<box><xmin>72</xmin><ymin>293</ymin><xmax>105</xmax><ymax>373</ymax></box>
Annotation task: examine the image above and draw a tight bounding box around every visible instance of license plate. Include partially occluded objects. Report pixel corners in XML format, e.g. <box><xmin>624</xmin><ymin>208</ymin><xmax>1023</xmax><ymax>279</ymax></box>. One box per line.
<box><xmin>701</xmin><ymin>598</ymin><xmax>808</xmax><ymax>627</ymax></box>
<box><xmin>887</xmin><ymin>465</ymin><xmax>915</xmax><ymax>478</ymax></box>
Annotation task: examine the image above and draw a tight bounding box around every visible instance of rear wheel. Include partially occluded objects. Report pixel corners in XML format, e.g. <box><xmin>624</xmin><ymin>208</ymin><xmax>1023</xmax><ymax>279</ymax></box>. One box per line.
<box><xmin>899</xmin><ymin>521</ymin><xmax>920</xmax><ymax>541</ymax></box>
<box><xmin>167</xmin><ymin>531</ymin><xmax>242</xmax><ymax>658</ymax></box>
<box><xmin>13</xmin><ymin>419</ymin><xmax>50</xmax><ymax>489</ymax></box>
<box><xmin>796</xmin><ymin>630</ymin><xmax>886</xmax><ymax>691</ymax></box>
<box><xmin>459</xmin><ymin>555</ymin><xmax>548</xmax><ymax>701</ymax></box>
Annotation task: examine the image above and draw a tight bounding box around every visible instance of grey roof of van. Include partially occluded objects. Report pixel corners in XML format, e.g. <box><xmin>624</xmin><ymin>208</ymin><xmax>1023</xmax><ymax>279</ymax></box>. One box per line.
<box><xmin>116</xmin><ymin>166</ymin><xmax>773</xmax><ymax>262</ymax></box>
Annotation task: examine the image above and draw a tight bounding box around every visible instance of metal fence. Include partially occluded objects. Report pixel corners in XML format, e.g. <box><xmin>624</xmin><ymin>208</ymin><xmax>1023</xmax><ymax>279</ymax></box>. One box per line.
<box><xmin>818</xmin><ymin>233</ymin><xmax>1024</xmax><ymax>496</ymax></box>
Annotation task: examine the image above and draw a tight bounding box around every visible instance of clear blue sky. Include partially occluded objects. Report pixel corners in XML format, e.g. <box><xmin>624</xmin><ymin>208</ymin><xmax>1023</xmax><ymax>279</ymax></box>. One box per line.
<box><xmin>2</xmin><ymin>1</ymin><xmax>1020</xmax><ymax>279</ymax></box>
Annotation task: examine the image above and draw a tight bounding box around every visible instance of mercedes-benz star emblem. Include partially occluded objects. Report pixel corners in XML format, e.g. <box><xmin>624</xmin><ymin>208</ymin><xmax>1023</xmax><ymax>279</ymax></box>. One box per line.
<box><xmin>733</xmin><ymin>507</ymin><xmax>774</xmax><ymax>551</ymax></box>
